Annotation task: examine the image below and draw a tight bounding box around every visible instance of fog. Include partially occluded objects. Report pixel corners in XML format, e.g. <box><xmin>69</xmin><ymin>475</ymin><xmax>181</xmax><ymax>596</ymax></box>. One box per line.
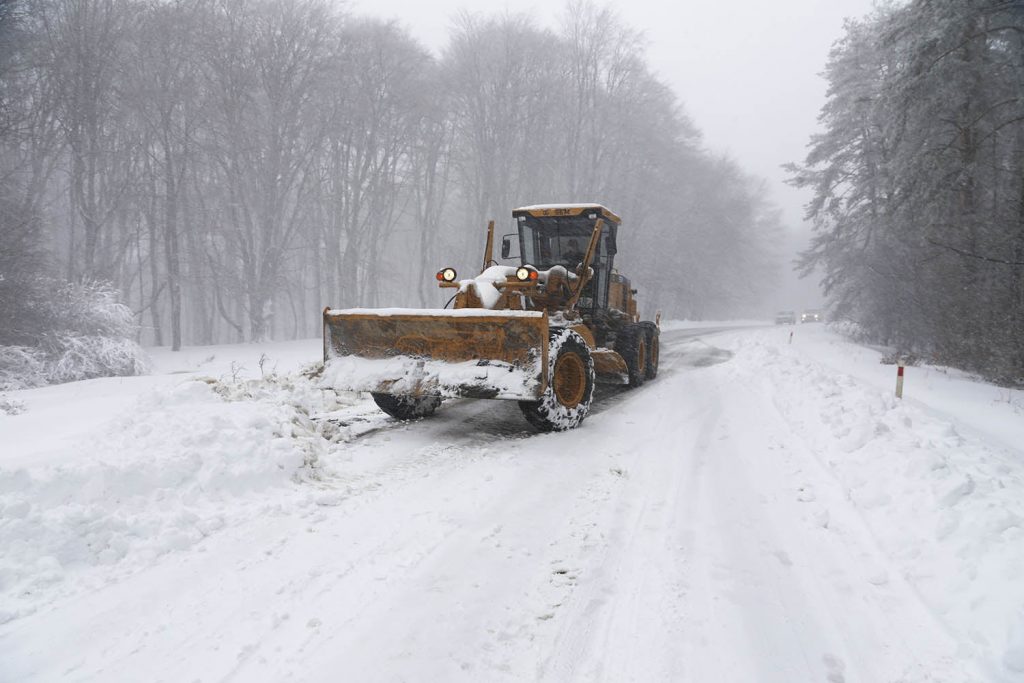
<box><xmin>4</xmin><ymin>0</ymin><xmax>1022</xmax><ymax>385</ymax></box>
<box><xmin>352</xmin><ymin>0</ymin><xmax>879</xmax><ymax>310</ymax></box>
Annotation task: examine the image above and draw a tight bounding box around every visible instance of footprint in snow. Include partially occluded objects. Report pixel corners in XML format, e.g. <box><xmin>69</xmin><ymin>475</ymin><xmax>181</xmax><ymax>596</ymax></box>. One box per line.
<box><xmin>797</xmin><ymin>485</ymin><xmax>816</xmax><ymax>502</ymax></box>
<box><xmin>822</xmin><ymin>653</ymin><xmax>846</xmax><ymax>682</ymax></box>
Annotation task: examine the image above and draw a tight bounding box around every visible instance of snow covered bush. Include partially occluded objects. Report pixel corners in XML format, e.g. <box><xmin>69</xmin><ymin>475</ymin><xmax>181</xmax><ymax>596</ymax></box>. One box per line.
<box><xmin>827</xmin><ymin>319</ymin><xmax>870</xmax><ymax>343</ymax></box>
<box><xmin>42</xmin><ymin>334</ymin><xmax>150</xmax><ymax>384</ymax></box>
<box><xmin>0</xmin><ymin>280</ymin><xmax>149</xmax><ymax>388</ymax></box>
<box><xmin>51</xmin><ymin>280</ymin><xmax>137</xmax><ymax>339</ymax></box>
<box><xmin>0</xmin><ymin>345</ymin><xmax>47</xmax><ymax>390</ymax></box>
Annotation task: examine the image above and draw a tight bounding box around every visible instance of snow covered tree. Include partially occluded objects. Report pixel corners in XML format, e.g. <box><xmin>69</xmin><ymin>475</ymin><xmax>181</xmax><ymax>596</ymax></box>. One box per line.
<box><xmin>792</xmin><ymin>0</ymin><xmax>1024</xmax><ymax>382</ymax></box>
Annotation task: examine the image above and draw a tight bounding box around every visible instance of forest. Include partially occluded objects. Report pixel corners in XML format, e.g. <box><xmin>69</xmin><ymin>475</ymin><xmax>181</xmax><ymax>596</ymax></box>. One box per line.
<box><xmin>0</xmin><ymin>0</ymin><xmax>781</xmax><ymax>383</ymax></box>
<box><xmin>790</xmin><ymin>0</ymin><xmax>1024</xmax><ymax>384</ymax></box>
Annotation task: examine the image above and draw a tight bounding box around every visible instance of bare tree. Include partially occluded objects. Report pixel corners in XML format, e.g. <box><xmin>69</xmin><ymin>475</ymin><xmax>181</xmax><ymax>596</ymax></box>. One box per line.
<box><xmin>201</xmin><ymin>0</ymin><xmax>337</xmax><ymax>340</ymax></box>
<box><xmin>124</xmin><ymin>0</ymin><xmax>207</xmax><ymax>350</ymax></box>
<box><xmin>444</xmin><ymin>12</ymin><xmax>565</xmax><ymax>235</ymax></box>
<box><xmin>316</xmin><ymin>18</ymin><xmax>431</xmax><ymax>309</ymax></box>
<box><xmin>38</xmin><ymin>0</ymin><xmax>139</xmax><ymax>280</ymax></box>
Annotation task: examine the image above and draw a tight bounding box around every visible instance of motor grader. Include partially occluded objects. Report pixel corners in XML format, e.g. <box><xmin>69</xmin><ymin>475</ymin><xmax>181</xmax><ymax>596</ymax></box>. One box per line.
<box><xmin>322</xmin><ymin>204</ymin><xmax>659</xmax><ymax>431</ymax></box>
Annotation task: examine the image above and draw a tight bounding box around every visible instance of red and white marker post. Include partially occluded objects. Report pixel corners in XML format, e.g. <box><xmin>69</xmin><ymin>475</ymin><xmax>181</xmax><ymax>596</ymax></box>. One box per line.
<box><xmin>895</xmin><ymin>363</ymin><xmax>905</xmax><ymax>399</ymax></box>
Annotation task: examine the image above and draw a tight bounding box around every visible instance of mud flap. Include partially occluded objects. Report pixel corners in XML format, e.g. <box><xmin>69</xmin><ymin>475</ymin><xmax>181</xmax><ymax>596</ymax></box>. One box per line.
<box><xmin>322</xmin><ymin>308</ymin><xmax>548</xmax><ymax>400</ymax></box>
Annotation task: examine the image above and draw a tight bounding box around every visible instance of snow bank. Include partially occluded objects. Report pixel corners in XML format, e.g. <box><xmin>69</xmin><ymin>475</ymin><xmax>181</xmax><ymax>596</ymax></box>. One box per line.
<box><xmin>729</xmin><ymin>327</ymin><xmax>1024</xmax><ymax>676</ymax></box>
<box><xmin>0</xmin><ymin>369</ymin><xmax>359</xmax><ymax>624</ymax></box>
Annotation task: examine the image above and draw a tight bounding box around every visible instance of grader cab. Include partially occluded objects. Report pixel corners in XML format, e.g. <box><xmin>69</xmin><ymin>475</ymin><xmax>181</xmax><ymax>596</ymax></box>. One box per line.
<box><xmin>322</xmin><ymin>204</ymin><xmax>660</xmax><ymax>431</ymax></box>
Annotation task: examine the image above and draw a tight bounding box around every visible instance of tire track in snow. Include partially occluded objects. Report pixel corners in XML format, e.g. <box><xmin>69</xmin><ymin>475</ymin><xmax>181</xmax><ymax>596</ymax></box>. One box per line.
<box><xmin>536</xmin><ymin>331</ymin><xmax>731</xmax><ymax>681</ymax></box>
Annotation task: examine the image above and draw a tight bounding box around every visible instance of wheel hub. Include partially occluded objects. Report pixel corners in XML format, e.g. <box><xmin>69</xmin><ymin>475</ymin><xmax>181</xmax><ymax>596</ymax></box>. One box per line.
<box><xmin>553</xmin><ymin>352</ymin><xmax>587</xmax><ymax>408</ymax></box>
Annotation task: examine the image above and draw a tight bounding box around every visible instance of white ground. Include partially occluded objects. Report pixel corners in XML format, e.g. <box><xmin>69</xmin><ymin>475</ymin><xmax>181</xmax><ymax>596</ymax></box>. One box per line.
<box><xmin>2</xmin><ymin>324</ymin><xmax>1023</xmax><ymax>682</ymax></box>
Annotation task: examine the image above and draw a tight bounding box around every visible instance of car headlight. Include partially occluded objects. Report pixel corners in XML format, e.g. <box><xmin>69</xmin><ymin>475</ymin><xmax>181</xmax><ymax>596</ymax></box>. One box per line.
<box><xmin>436</xmin><ymin>267</ymin><xmax>457</xmax><ymax>282</ymax></box>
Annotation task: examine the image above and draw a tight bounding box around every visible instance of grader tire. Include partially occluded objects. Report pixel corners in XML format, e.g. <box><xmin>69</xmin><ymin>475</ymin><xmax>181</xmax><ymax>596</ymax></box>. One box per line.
<box><xmin>615</xmin><ymin>324</ymin><xmax>647</xmax><ymax>388</ymax></box>
<box><xmin>518</xmin><ymin>329</ymin><xmax>595</xmax><ymax>432</ymax></box>
<box><xmin>641</xmin><ymin>322</ymin><xmax>660</xmax><ymax>380</ymax></box>
<box><xmin>371</xmin><ymin>393</ymin><xmax>442</xmax><ymax>420</ymax></box>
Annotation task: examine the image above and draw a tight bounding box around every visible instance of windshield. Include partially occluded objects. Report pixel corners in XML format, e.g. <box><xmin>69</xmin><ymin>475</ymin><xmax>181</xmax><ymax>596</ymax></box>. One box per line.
<box><xmin>516</xmin><ymin>214</ymin><xmax>617</xmax><ymax>311</ymax></box>
<box><xmin>516</xmin><ymin>215</ymin><xmax>614</xmax><ymax>270</ymax></box>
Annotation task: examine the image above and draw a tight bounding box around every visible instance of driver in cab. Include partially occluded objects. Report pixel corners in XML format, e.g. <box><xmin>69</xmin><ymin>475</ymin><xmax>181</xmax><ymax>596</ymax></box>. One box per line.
<box><xmin>562</xmin><ymin>238</ymin><xmax>585</xmax><ymax>268</ymax></box>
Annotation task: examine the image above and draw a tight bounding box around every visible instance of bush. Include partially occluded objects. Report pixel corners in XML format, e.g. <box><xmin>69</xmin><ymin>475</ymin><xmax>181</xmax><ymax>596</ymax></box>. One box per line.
<box><xmin>54</xmin><ymin>281</ymin><xmax>137</xmax><ymax>339</ymax></box>
<box><xmin>42</xmin><ymin>334</ymin><xmax>150</xmax><ymax>384</ymax></box>
<box><xmin>826</xmin><ymin>319</ymin><xmax>870</xmax><ymax>343</ymax></box>
<box><xmin>0</xmin><ymin>345</ymin><xmax>47</xmax><ymax>390</ymax></box>
<box><xmin>0</xmin><ymin>279</ymin><xmax>149</xmax><ymax>389</ymax></box>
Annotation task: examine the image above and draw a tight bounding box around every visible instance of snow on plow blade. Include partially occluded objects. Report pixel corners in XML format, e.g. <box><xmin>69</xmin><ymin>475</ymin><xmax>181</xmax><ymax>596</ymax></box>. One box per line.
<box><xmin>322</xmin><ymin>308</ymin><xmax>548</xmax><ymax>400</ymax></box>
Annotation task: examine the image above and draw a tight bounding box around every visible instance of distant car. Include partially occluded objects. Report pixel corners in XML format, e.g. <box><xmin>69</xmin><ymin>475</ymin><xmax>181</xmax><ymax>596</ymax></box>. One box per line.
<box><xmin>774</xmin><ymin>310</ymin><xmax>796</xmax><ymax>325</ymax></box>
<box><xmin>801</xmin><ymin>309</ymin><xmax>823</xmax><ymax>323</ymax></box>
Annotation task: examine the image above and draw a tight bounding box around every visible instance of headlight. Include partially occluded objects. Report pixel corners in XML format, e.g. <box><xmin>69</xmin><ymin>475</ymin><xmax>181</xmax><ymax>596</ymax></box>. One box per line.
<box><xmin>516</xmin><ymin>266</ymin><xmax>539</xmax><ymax>282</ymax></box>
<box><xmin>436</xmin><ymin>267</ymin><xmax>457</xmax><ymax>282</ymax></box>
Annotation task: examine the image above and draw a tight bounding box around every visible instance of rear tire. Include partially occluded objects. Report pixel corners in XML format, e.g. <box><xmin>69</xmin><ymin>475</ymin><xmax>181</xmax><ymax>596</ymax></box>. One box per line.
<box><xmin>518</xmin><ymin>329</ymin><xmax>595</xmax><ymax>432</ymax></box>
<box><xmin>615</xmin><ymin>324</ymin><xmax>647</xmax><ymax>387</ymax></box>
<box><xmin>371</xmin><ymin>392</ymin><xmax>442</xmax><ymax>420</ymax></box>
<box><xmin>641</xmin><ymin>322</ymin><xmax>659</xmax><ymax>380</ymax></box>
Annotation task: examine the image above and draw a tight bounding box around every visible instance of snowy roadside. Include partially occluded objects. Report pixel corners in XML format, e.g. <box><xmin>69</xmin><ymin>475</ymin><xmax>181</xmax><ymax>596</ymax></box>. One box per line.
<box><xmin>1</xmin><ymin>326</ymin><xmax>1023</xmax><ymax>679</ymax></box>
<box><xmin>725</xmin><ymin>325</ymin><xmax>1024</xmax><ymax>677</ymax></box>
<box><xmin>0</xmin><ymin>340</ymin><xmax>377</xmax><ymax>624</ymax></box>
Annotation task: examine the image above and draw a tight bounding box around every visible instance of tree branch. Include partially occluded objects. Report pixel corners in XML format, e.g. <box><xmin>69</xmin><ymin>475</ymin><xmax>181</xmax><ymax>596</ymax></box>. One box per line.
<box><xmin>927</xmin><ymin>239</ymin><xmax>1024</xmax><ymax>266</ymax></box>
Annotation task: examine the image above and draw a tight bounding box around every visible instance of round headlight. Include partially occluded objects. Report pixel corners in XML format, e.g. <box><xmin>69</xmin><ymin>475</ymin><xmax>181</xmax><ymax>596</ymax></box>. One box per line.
<box><xmin>516</xmin><ymin>266</ymin><xmax>531</xmax><ymax>281</ymax></box>
<box><xmin>437</xmin><ymin>267</ymin><xmax>457</xmax><ymax>282</ymax></box>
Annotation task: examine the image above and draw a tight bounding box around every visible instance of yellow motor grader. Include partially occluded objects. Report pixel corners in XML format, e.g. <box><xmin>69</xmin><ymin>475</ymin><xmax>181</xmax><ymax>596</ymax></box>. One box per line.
<box><xmin>322</xmin><ymin>204</ymin><xmax>659</xmax><ymax>431</ymax></box>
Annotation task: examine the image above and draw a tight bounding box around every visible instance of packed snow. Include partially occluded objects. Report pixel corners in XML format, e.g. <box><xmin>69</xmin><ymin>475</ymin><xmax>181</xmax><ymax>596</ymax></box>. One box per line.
<box><xmin>1</xmin><ymin>324</ymin><xmax>1022</xmax><ymax>681</ymax></box>
<box><xmin>321</xmin><ymin>354</ymin><xmax>542</xmax><ymax>400</ymax></box>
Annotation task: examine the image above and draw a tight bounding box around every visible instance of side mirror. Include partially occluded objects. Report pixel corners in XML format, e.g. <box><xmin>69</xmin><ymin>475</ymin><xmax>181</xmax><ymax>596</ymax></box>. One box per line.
<box><xmin>500</xmin><ymin>233</ymin><xmax>518</xmax><ymax>259</ymax></box>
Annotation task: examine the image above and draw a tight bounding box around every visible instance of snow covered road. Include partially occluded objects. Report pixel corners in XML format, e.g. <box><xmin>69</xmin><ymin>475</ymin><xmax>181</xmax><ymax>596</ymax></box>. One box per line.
<box><xmin>2</xmin><ymin>325</ymin><xmax>1023</xmax><ymax>681</ymax></box>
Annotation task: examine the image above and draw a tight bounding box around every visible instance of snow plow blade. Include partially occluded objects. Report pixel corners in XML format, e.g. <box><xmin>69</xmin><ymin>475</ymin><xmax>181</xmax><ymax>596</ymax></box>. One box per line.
<box><xmin>322</xmin><ymin>308</ymin><xmax>548</xmax><ymax>400</ymax></box>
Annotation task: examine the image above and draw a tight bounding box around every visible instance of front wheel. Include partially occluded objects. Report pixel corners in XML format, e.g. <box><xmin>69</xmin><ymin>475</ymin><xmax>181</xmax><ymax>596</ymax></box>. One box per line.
<box><xmin>371</xmin><ymin>392</ymin><xmax>442</xmax><ymax>420</ymax></box>
<box><xmin>518</xmin><ymin>329</ymin><xmax>595</xmax><ymax>432</ymax></box>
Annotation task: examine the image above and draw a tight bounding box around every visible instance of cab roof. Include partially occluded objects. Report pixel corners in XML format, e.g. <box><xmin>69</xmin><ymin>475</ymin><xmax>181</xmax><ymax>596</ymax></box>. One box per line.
<box><xmin>512</xmin><ymin>204</ymin><xmax>621</xmax><ymax>224</ymax></box>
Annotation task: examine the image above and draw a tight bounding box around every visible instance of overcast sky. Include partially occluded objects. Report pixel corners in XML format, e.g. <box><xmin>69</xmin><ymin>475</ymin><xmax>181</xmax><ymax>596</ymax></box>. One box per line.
<box><xmin>349</xmin><ymin>0</ymin><xmax>880</xmax><ymax>308</ymax></box>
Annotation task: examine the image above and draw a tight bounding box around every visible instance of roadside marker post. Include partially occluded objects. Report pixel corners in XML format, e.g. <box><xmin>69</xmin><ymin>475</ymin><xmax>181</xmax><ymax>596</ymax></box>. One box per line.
<box><xmin>895</xmin><ymin>363</ymin><xmax>904</xmax><ymax>399</ymax></box>
<box><xmin>788</xmin><ymin>331</ymin><xmax>793</xmax><ymax>344</ymax></box>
